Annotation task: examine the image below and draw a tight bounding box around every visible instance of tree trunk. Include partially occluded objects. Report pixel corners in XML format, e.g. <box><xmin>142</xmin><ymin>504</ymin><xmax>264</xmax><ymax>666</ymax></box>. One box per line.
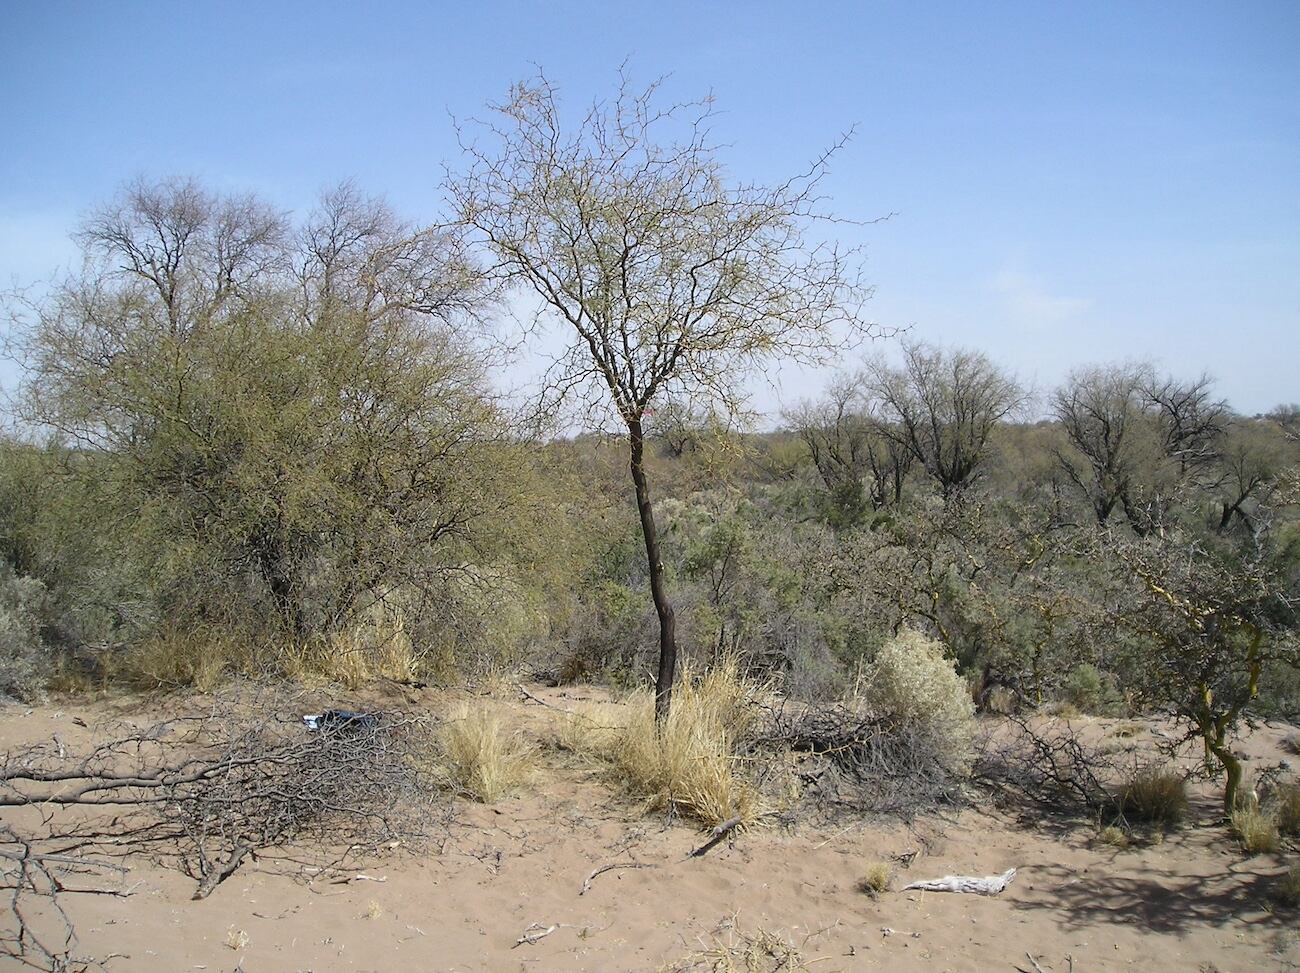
<box><xmin>628</xmin><ymin>419</ymin><xmax>678</xmax><ymax>723</ymax></box>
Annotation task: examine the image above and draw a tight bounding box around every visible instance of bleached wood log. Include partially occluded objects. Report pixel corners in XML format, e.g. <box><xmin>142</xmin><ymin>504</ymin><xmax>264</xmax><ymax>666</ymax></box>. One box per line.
<box><xmin>902</xmin><ymin>867</ymin><xmax>1016</xmax><ymax>895</ymax></box>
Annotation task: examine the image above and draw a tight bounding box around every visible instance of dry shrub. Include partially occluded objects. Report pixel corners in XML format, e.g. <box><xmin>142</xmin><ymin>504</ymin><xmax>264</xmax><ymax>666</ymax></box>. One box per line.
<box><xmin>856</xmin><ymin>861</ymin><xmax>892</xmax><ymax>896</ymax></box>
<box><xmin>1119</xmin><ymin>766</ymin><xmax>1188</xmax><ymax>825</ymax></box>
<box><xmin>1267</xmin><ymin>780</ymin><xmax>1300</xmax><ymax>837</ymax></box>
<box><xmin>604</xmin><ymin>657</ymin><xmax>768</xmax><ymax>827</ymax></box>
<box><xmin>1232</xmin><ymin>803</ymin><xmax>1281</xmax><ymax>854</ymax></box>
<box><xmin>1279</xmin><ymin>863</ymin><xmax>1300</xmax><ymax>907</ymax></box>
<box><xmin>861</xmin><ymin>630</ymin><xmax>976</xmax><ymax>772</ymax></box>
<box><xmin>441</xmin><ymin>703</ymin><xmax>534</xmax><ymax>803</ymax></box>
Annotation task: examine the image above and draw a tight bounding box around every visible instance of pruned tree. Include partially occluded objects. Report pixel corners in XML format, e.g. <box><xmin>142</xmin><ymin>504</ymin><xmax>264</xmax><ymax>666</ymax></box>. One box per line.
<box><xmin>448</xmin><ymin>71</ymin><xmax>875</xmax><ymax>719</ymax></box>
<box><xmin>862</xmin><ymin>341</ymin><xmax>1024</xmax><ymax>499</ymax></box>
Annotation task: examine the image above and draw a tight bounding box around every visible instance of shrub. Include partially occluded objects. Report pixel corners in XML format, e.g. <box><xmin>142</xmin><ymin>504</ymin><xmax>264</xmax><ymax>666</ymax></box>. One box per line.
<box><xmin>441</xmin><ymin>704</ymin><xmax>534</xmax><ymax>803</ymax></box>
<box><xmin>0</xmin><ymin>561</ymin><xmax>51</xmax><ymax>702</ymax></box>
<box><xmin>1061</xmin><ymin>663</ymin><xmax>1122</xmax><ymax>715</ymax></box>
<box><xmin>1232</xmin><ymin>803</ymin><xmax>1280</xmax><ymax>855</ymax></box>
<box><xmin>856</xmin><ymin>862</ymin><xmax>892</xmax><ymax>897</ymax></box>
<box><xmin>1119</xmin><ymin>766</ymin><xmax>1188</xmax><ymax>825</ymax></box>
<box><xmin>1279</xmin><ymin>863</ymin><xmax>1300</xmax><ymax>907</ymax></box>
<box><xmin>862</xmin><ymin>630</ymin><xmax>976</xmax><ymax>772</ymax></box>
<box><xmin>1268</xmin><ymin>781</ymin><xmax>1300</xmax><ymax>837</ymax></box>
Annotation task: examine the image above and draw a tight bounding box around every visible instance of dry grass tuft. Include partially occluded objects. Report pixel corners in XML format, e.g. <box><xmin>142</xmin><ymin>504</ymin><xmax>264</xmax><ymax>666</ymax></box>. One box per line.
<box><xmin>1119</xmin><ymin>765</ymin><xmax>1188</xmax><ymax>825</ymax></box>
<box><xmin>592</xmin><ymin>657</ymin><xmax>769</xmax><ymax>827</ymax></box>
<box><xmin>1232</xmin><ymin>803</ymin><xmax>1281</xmax><ymax>855</ymax></box>
<box><xmin>441</xmin><ymin>703</ymin><xmax>535</xmax><ymax>803</ymax></box>
<box><xmin>855</xmin><ymin>861</ymin><xmax>892</xmax><ymax>897</ymax></box>
<box><xmin>1097</xmin><ymin>824</ymin><xmax>1131</xmax><ymax>849</ymax></box>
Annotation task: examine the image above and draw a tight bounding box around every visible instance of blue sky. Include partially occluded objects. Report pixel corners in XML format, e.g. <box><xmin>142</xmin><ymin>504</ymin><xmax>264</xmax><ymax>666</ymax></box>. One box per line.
<box><xmin>2</xmin><ymin>1</ymin><xmax>1297</xmax><ymax>417</ymax></box>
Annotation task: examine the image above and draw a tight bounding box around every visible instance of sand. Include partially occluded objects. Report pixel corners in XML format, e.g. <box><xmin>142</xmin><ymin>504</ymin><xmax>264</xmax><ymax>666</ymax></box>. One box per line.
<box><xmin>1</xmin><ymin>686</ymin><xmax>1296</xmax><ymax>972</ymax></box>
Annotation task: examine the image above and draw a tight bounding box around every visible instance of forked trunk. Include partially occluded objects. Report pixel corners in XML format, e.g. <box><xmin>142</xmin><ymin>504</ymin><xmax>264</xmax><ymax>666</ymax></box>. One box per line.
<box><xmin>628</xmin><ymin>419</ymin><xmax>678</xmax><ymax>723</ymax></box>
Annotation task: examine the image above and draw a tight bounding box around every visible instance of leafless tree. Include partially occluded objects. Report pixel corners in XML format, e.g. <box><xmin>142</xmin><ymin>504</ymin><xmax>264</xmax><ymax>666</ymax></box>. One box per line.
<box><xmin>862</xmin><ymin>341</ymin><xmax>1024</xmax><ymax>499</ymax></box>
<box><xmin>448</xmin><ymin>70</ymin><xmax>876</xmax><ymax>719</ymax></box>
<box><xmin>1051</xmin><ymin>364</ymin><xmax>1150</xmax><ymax>527</ymax></box>
<box><xmin>787</xmin><ymin>374</ymin><xmax>911</xmax><ymax>516</ymax></box>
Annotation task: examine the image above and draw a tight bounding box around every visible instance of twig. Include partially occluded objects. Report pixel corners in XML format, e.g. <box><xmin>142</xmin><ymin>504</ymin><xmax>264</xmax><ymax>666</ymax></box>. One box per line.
<box><xmin>686</xmin><ymin>816</ymin><xmax>743</xmax><ymax>859</ymax></box>
<box><xmin>512</xmin><ymin>922</ymin><xmax>557</xmax><ymax>948</ymax></box>
<box><xmin>1025</xmin><ymin>952</ymin><xmax>1047</xmax><ymax>973</ymax></box>
<box><xmin>579</xmin><ymin>861</ymin><xmax>655</xmax><ymax>895</ymax></box>
<box><xmin>515</xmin><ymin>684</ymin><xmax>554</xmax><ymax>708</ymax></box>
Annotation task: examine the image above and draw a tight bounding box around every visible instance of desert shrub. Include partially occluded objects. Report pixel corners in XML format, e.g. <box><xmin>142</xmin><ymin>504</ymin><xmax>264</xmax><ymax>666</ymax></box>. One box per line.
<box><xmin>1061</xmin><ymin>663</ymin><xmax>1122</xmax><ymax>715</ymax></box>
<box><xmin>1279</xmin><ymin>863</ymin><xmax>1300</xmax><ymax>907</ymax></box>
<box><xmin>0</xmin><ymin>561</ymin><xmax>51</xmax><ymax>702</ymax></box>
<box><xmin>1232</xmin><ymin>802</ymin><xmax>1280</xmax><ymax>854</ymax></box>
<box><xmin>441</xmin><ymin>703</ymin><xmax>534</xmax><ymax>803</ymax></box>
<box><xmin>122</xmin><ymin>628</ymin><xmax>253</xmax><ymax>692</ymax></box>
<box><xmin>861</xmin><ymin>629</ymin><xmax>976</xmax><ymax>772</ymax></box>
<box><xmin>856</xmin><ymin>861</ymin><xmax>892</xmax><ymax>896</ymax></box>
<box><xmin>604</xmin><ymin>657</ymin><xmax>767</xmax><ymax>826</ymax></box>
<box><xmin>1119</xmin><ymin>766</ymin><xmax>1188</xmax><ymax>825</ymax></box>
<box><xmin>1265</xmin><ymin>780</ymin><xmax>1300</xmax><ymax>837</ymax></box>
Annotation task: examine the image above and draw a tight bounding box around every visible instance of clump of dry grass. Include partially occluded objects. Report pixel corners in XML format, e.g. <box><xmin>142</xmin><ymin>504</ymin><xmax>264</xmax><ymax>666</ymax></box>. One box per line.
<box><xmin>441</xmin><ymin>703</ymin><xmax>535</xmax><ymax>803</ymax></box>
<box><xmin>571</xmin><ymin>657</ymin><xmax>768</xmax><ymax>827</ymax></box>
<box><xmin>1119</xmin><ymin>765</ymin><xmax>1188</xmax><ymax>825</ymax></box>
<box><xmin>1232</xmin><ymin>803</ymin><xmax>1281</xmax><ymax>854</ymax></box>
<box><xmin>1097</xmin><ymin>824</ymin><xmax>1131</xmax><ymax>849</ymax></box>
<box><xmin>855</xmin><ymin>861</ymin><xmax>892</xmax><ymax>897</ymax></box>
<box><xmin>124</xmin><ymin>628</ymin><xmax>253</xmax><ymax>691</ymax></box>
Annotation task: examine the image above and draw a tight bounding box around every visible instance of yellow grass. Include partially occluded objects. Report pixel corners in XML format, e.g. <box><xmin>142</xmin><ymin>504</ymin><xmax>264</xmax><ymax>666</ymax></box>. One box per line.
<box><xmin>563</xmin><ymin>657</ymin><xmax>768</xmax><ymax>827</ymax></box>
<box><xmin>442</xmin><ymin>703</ymin><xmax>535</xmax><ymax>803</ymax></box>
<box><xmin>856</xmin><ymin>861</ymin><xmax>892</xmax><ymax>896</ymax></box>
<box><xmin>1232</xmin><ymin>803</ymin><xmax>1281</xmax><ymax>855</ymax></box>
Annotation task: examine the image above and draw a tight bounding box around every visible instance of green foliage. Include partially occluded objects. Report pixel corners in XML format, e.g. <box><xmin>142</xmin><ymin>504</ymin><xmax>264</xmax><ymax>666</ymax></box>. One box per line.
<box><xmin>0</xmin><ymin>560</ymin><xmax>50</xmax><ymax>701</ymax></box>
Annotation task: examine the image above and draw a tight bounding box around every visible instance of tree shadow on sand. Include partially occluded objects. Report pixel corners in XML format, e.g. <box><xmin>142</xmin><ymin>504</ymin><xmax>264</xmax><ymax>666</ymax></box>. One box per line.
<box><xmin>1011</xmin><ymin>860</ymin><xmax>1293</xmax><ymax>935</ymax></box>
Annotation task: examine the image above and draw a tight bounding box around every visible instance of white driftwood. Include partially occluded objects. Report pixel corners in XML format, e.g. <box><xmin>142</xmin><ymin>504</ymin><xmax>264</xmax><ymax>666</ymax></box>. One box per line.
<box><xmin>902</xmin><ymin>867</ymin><xmax>1016</xmax><ymax>895</ymax></box>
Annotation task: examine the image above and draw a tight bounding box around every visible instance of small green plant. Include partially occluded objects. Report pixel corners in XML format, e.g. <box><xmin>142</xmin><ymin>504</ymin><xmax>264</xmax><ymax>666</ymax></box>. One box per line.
<box><xmin>1119</xmin><ymin>766</ymin><xmax>1188</xmax><ymax>825</ymax></box>
<box><xmin>856</xmin><ymin>861</ymin><xmax>892</xmax><ymax>897</ymax></box>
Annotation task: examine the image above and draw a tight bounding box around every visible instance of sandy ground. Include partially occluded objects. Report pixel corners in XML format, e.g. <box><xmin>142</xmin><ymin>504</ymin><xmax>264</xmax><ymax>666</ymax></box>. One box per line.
<box><xmin>1</xmin><ymin>686</ymin><xmax>1297</xmax><ymax>973</ymax></box>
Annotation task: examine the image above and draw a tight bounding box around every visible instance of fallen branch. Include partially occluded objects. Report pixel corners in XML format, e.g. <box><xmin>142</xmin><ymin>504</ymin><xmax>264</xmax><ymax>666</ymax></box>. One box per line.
<box><xmin>1025</xmin><ymin>952</ymin><xmax>1047</xmax><ymax>973</ymax></box>
<box><xmin>579</xmin><ymin>861</ymin><xmax>655</xmax><ymax>895</ymax></box>
<box><xmin>686</xmin><ymin>816</ymin><xmax>742</xmax><ymax>859</ymax></box>
<box><xmin>902</xmin><ymin>867</ymin><xmax>1017</xmax><ymax>895</ymax></box>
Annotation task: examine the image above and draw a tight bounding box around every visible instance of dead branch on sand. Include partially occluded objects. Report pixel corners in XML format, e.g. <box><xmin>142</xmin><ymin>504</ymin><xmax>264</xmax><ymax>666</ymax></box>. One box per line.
<box><xmin>579</xmin><ymin>861</ymin><xmax>655</xmax><ymax>895</ymax></box>
<box><xmin>0</xmin><ymin>690</ymin><xmax>443</xmax><ymax>970</ymax></box>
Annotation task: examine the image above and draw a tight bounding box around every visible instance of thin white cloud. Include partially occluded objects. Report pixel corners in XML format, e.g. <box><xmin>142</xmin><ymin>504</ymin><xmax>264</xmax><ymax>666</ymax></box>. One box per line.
<box><xmin>989</xmin><ymin>266</ymin><xmax>1091</xmax><ymax>330</ymax></box>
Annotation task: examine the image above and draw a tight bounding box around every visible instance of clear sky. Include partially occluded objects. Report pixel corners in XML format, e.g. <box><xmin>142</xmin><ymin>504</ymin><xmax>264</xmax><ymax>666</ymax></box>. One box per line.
<box><xmin>2</xmin><ymin>1</ymin><xmax>1297</xmax><ymax>418</ymax></box>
